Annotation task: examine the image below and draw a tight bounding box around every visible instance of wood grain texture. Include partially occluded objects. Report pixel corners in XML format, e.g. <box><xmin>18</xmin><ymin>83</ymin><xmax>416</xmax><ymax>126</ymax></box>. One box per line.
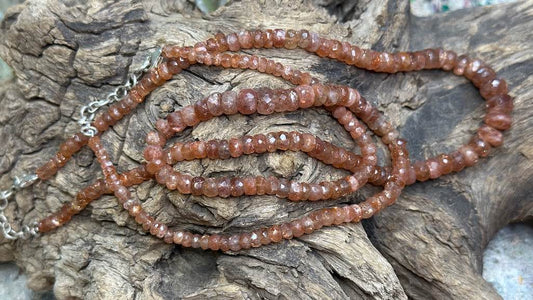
<box><xmin>0</xmin><ymin>0</ymin><xmax>531</xmax><ymax>299</ymax></box>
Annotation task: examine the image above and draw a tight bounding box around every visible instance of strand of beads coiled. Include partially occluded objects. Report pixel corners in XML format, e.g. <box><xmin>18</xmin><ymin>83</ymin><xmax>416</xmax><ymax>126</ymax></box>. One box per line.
<box><xmin>26</xmin><ymin>29</ymin><xmax>511</xmax><ymax>252</ymax></box>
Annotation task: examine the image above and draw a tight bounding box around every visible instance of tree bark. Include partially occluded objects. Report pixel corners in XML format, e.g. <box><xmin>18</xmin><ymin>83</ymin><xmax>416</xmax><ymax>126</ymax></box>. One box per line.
<box><xmin>0</xmin><ymin>0</ymin><xmax>531</xmax><ymax>299</ymax></box>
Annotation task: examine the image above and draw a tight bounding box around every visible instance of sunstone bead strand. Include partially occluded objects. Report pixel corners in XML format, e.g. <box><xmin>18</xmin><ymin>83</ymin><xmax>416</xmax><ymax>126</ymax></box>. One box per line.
<box><xmin>89</xmin><ymin>119</ymin><xmax>408</xmax><ymax>251</ymax></box>
<box><xmin>160</xmin><ymin>132</ymin><xmax>363</xmax><ymax>172</ymax></box>
<box><xmin>37</xmin><ymin>166</ymin><xmax>151</xmax><ymax>233</ymax></box>
<box><xmin>143</xmin><ymin>84</ymin><xmax>380</xmax><ymax>203</ymax></box>
<box><xmin>162</xmin><ymin>31</ymin><xmax>511</xmax><ymax>184</ymax></box>
<box><xmin>30</xmin><ymin>30</ymin><xmax>512</xmax><ymax>249</ymax></box>
<box><xmin>34</xmin><ymin>57</ymin><xmax>191</xmax><ymax>181</ymax></box>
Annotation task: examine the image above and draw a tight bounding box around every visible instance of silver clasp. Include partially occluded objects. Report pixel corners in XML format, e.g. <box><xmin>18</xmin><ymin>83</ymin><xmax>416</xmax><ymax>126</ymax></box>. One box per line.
<box><xmin>0</xmin><ymin>173</ymin><xmax>40</xmax><ymax>240</ymax></box>
<box><xmin>78</xmin><ymin>46</ymin><xmax>163</xmax><ymax>137</ymax></box>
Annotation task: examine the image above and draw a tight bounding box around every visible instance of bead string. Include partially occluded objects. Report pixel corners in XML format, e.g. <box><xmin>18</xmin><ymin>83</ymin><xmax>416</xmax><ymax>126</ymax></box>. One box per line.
<box><xmin>2</xmin><ymin>29</ymin><xmax>512</xmax><ymax>251</ymax></box>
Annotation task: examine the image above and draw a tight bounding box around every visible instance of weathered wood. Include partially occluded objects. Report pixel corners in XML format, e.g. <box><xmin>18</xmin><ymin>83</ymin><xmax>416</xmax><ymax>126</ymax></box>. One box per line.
<box><xmin>0</xmin><ymin>0</ymin><xmax>531</xmax><ymax>299</ymax></box>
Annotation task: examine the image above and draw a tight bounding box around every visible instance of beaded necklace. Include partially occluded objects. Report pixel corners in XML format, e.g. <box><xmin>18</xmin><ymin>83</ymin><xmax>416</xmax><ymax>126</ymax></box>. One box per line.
<box><xmin>0</xmin><ymin>29</ymin><xmax>512</xmax><ymax>252</ymax></box>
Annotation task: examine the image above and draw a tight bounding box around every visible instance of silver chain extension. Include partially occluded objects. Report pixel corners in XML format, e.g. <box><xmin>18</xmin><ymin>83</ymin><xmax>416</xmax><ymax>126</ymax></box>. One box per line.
<box><xmin>78</xmin><ymin>47</ymin><xmax>163</xmax><ymax>137</ymax></box>
<box><xmin>0</xmin><ymin>48</ymin><xmax>162</xmax><ymax>241</ymax></box>
<box><xmin>0</xmin><ymin>174</ymin><xmax>39</xmax><ymax>240</ymax></box>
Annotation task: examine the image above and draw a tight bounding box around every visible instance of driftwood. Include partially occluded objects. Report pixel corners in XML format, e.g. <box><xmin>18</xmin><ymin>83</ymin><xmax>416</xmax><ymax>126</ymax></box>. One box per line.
<box><xmin>0</xmin><ymin>0</ymin><xmax>532</xmax><ymax>299</ymax></box>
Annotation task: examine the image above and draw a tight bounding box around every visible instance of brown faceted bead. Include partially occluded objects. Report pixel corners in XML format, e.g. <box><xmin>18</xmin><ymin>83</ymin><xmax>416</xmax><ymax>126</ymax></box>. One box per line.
<box><xmin>360</xmin><ymin>202</ymin><xmax>374</xmax><ymax>219</ymax></box>
<box><xmin>168</xmin><ymin>111</ymin><xmax>186</xmax><ymax>132</ymax></box>
<box><xmin>276</xmin><ymin>179</ymin><xmax>290</xmax><ymax>198</ymax></box>
<box><xmin>192</xmin><ymin>141</ymin><xmax>207</xmax><ymax>159</ymax></box>
<box><xmin>205</xmin><ymin>140</ymin><xmax>218</xmax><ymax>159</ymax></box>
<box><xmin>485</xmin><ymin>110</ymin><xmax>512</xmax><ymax>130</ymax></box>
<box><xmin>239</xmin><ymin>233</ymin><xmax>252</xmax><ymax>249</ymax></box>
<box><xmin>146</xmin><ymin>159</ymin><xmax>164</xmax><ymax>174</ymax></box>
<box><xmin>265</xmin><ymin>133</ymin><xmax>277</xmax><ymax>152</ymax></box>
<box><xmin>299</xmin><ymin>216</ymin><xmax>313</xmax><ymax>234</ymax></box>
<box><xmin>191</xmin><ymin>234</ymin><xmax>202</xmax><ymax>248</ymax></box>
<box><xmin>203</xmin><ymin>178</ymin><xmax>218</xmax><ymax>197</ymax></box>
<box><xmin>249</xmin><ymin>231</ymin><xmax>261</xmax><ymax>247</ymax></box>
<box><xmin>259</xmin><ymin>228</ymin><xmax>271</xmax><ymax>245</ymax></box>
<box><xmin>480</xmin><ymin>78</ymin><xmax>508</xmax><ymax>100</ymax></box>
<box><xmin>288</xmin><ymin>181</ymin><xmax>302</xmax><ymax>201</ymax></box>
<box><xmin>367</xmin><ymin>196</ymin><xmax>383</xmax><ymax>214</ymax></box>
<box><xmin>290</xmin><ymin>220</ymin><xmax>305</xmax><ymax>237</ymax></box>
<box><xmin>486</xmin><ymin>94</ymin><xmax>513</xmax><ymax>113</ymax></box>
<box><xmin>237</xmin><ymin>89</ymin><xmax>258</xmax><ymax>115</ymax></box>
<box><xmin>155</xmin><ymin>119</ymin><xmax>172</xmax><ymax>138</ymax></box>
<box><xmin>309</xmin><ymin>212</ymin><xmax>323</xmax><ymax>230</ymax></box>
<box><xmin>150</xmin><ymin>222</ymin><xmax>167</xmax><ymax>239</ymax></box>
<box><xmin>478</xmin><ymin>125</ymin><xmax>504</xmax><ymax>147</ymax></box>
<box><xmin>143</xmin><ymin>145</ymin><xmax>163</xmax><ymax>161</ymax></box>
<box><xmin>332</xmin><ymin>207</ymin><xmax>346</xmax><ymax>225</ymax></box>
<box><xmin>252</xmin><ymin>134</ymin><xmax>267</xmax><ymax>153</ymax></box>
<box><xmin>237</xmin><ymin>30</ymin><xmax>253</xmax><ymax>49</ymax></box>
<box><xmin>449</xmin><ymin>151</ymin><xmax>466</xmax><ymax>172</ymax></box>
<box><xmin>242</xmin><ymin>177</ymin><xmax>257</xmax><ymax>195</ymax></box>
<box><xmin>173</xmin><ymin>231</ymin><xmax>185</xmax><ymax>244</ymax></box>
<box><xmin>321</xmin><ymin>209</ymin><xmax>335</xmax><ymax>226</ymax></box>
<box><xmin>242</xmin><ymin>135</ymin><xmax>254</xmax><ymax>154</ymax></box>
<box><xmin>472</xmin><ymin>66</ymin><xmax>496</xmax><ymax>88</ymax></box>
<box><xmin>181</xmin><ymin>144</ymin><xmax>194</xmax><ymax>161</ymax></box>
<box><xmin>438</xmin><ymin>154</ymin><xmax>454</xmax><ymax>175</ymax></box>
<box><xmin>208</xmin><ymin>235</ymin><xmax>221</xmax><ymax>251</ymax></box>
<box><xmin>191</xmin><ymin>177</ymin><xmax>205</xmax><ymax>195</ymax></box>
<box><xmin>251</xmin><ymin>30</ymin><xmax>265</xmax><ymax>48</ymax></box>
<box><xmin>229</xmin><ymin>138</ymin><xmax>244</xmax><ymax>157</ymax></box>
<box><xmin>413</xmin><ymin>160</ymin><xmax>430</xmax><ymax>181</ymax></box>
<box><xmin>453</xmin><ymin>55</ymin><xmax>469</xmax><ymax>75</ymax></box>
<box><xmin>182</xmin><ymin>232</ymin><xmax>193</xmax><ymax>247</ymax></box>
<box><xmin>206</xmin><ymin>93</ymin><xmax>224</xmax><ymax>117</ymax></box>
<box><xmin>255</xmin><ymin>176</ymin><xmax>268</xmax><ymax>195</ymax></box>
<box><xmin>37</xmin><ymin>217</ymin><xmax>59</xmax><ymax>233</ymax></box>
<box><xmin>277</xmin><ymin>132</ymin><xmax>290</xmax><ymax>150</ymax></box>
<box><xmin>469</xmin><ymin>136</ymin><xmax>491</xmax><ymax>158</ymax></box>
<box><xmin>257</xmin><ymin>90</ymin><xmax>276</xmax><ymax>115</ymax></box>
<box><xmin>426</xmin><ymin>158</ymin><xmax>442</xmax><ymax>179</ymax></box>
<box><xmin>308</xmin><ymin>184</ymin><xmax>322</xmax><ymax>201</ymax></box>
<box><xmin>439</xmin><ymin>50</ymin><xmax>457</xmax><ymax>71</ymax></box>
<box><xmin>216</xmin><ymin>177</ymin><xmax>231</xmax><ymax>198</ymax></box>
<box><xmin>459</xmin><ymin>145</ymin><xmax>479</xmax><ymax>167</ymax></box>
<box><xmin>177</xmin><ymin>174</ymin><xmax>192</xmax><ymax>194</ymax></box>
<box><xmin>199</xmin><ymin>235</ymin><xmax>210</xmax><ymax>250</ymax></box>
<box><xmin>272</xmin><ymin>29</ymin><xmax>286</xmax><ymax>48</ymax></box>
<box><xmin>218</xmin><ymin>140</ymin><xmax>231</xmax><ymax>159</ymax></box>
<box><xmin>93</xmin><ymin>115</ymin><xmax>109</xmax><ymax>132</ymax></box>
<box><xmin>219</xmin><ymin>236</ymin><xmax>230</xmax><ymax>252</ymax></box>
<box><xmin>181</xmin><ymin>106</ymin><xmax>199</xmax><ymax>127</ymax></box>
<box><xmin>280</xmin><ymin>223</ymin><xmax>293</xmax><ymax>240</ymax></box>
<box><xmin>226</xmin><ymin>33</ymin><xmax>240</xmax><ymax>51</ymax></box>
<box><xmin>36</xmin><ymin>160</ymin><xmax>58</xmax><ymax>180</ymax></box>
<box><xmin>349</xmin><ymin>205</ymin><xmax>363</xmax><ymax>223</ymax></box>
<box><xmin>166</xmin><ymin>59</ymin><xmax>182</xmax><ymax>74</ymax></box>
<box><xmin>214</xmin><ymin>32</ymin><xmax>228</xmax><ymax>51</ymax></box>
<box><xmin>288</xmin><ymin>131</ymin><xmax>302</xmax><ymax>151</ymax></box>
<box><xmin>157</xmin><ymin>62</ymin><xmax>173</xmax><ymax>80</ymax></box>
<box><xmin>267</xmin><ymin>225</ymin><xmax>282</xmax><ymax>242</ymax></box>
<box><xmin>295</xmin><ymin>85</ymin><xmax>315</xmax><ymax>108</ymax></box>
<box><xmin>221</xmin><ymin>91</ymin><xmax>238</xmax><ymax>115</ymax></box>
<box><xmin>301</xmin><ymin>133</ymin><xmax>316</xmax><ymax>152</ymax></box>
<box><xmin>284</xmin><ymin>29</ymin><xmax>299</xmax><ymax>49</ymax></box>
<box><xmin>231</xmin><ymin>178</ymin><xmax>245</xmax><ymax>196</ymax></box>
<box><xmin>146</xmin><ymin>131</ymin><xmax>165</xmax><ymax>147</ymax></box>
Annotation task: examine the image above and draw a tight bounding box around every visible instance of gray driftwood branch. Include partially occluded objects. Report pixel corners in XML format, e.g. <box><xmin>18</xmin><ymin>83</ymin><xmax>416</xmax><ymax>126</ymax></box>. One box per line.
<box><xmin>0</xmin><ymin>0</ymin><xmax>531</xmax><ymax>299</ymax></box>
